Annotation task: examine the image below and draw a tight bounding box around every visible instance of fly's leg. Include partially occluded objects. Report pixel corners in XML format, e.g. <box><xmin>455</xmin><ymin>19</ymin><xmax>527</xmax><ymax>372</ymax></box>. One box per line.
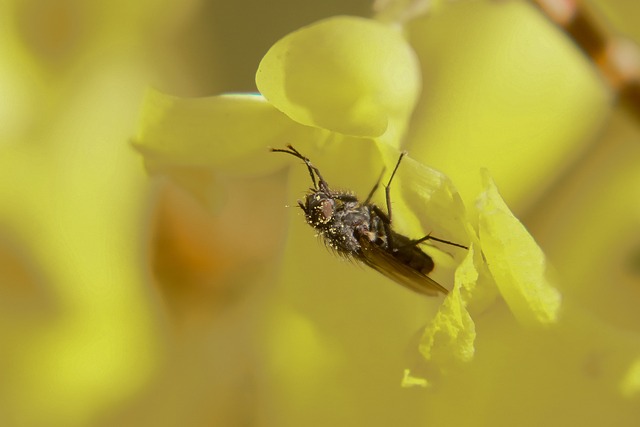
<box><xmin>384</xmin><ymin>151</ymin><xmax>406</xmax><ymax>225</ymax></box>
<box><xmin>370</xmin><ymin>205</ymin><xmax>394</xmax><ymax>250</ymax></box>
<box><xmin>408</xmin><ymin>234</ymin><xmax>469</xmax><ymax>250</ymax></box>
<box><xmin>363</xmin><ymin>168</ymin><xmax>385</xmax><ymax>205</ymax></box>
<box><xmin>367</xmin><ymin>151</ymin><xmax>407</xmax><ymax>251</ymax></box>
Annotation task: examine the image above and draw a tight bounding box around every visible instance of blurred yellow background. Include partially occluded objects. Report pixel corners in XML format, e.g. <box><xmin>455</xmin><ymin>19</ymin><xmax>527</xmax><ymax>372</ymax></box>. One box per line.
<box><xmin>1</xmin><ymin>0</ymin><xmax>639</xmax><ymax>426</ymax></box>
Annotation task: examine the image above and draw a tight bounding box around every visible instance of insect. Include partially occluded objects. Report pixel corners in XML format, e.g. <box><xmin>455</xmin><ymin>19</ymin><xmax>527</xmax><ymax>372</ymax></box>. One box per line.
<box><xmin>271</xmin><ymin>145</ymin><xmax>467</xmax><ymax>296</ymax></box>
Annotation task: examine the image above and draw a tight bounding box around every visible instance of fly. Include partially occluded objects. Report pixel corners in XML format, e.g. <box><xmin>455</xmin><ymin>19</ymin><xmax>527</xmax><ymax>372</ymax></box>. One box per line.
<box><xmin>271</xmin><ymin>145</ymin><xmax>467</xmax><ymax>296</ymax></box>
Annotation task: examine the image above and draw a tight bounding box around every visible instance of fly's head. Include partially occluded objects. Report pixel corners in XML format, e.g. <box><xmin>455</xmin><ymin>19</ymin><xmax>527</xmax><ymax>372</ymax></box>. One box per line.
<box><xmin>271</xmin><ymin>145</ymin><xmax>364</xmax><ymax>252</ymax></box>
<box><xmin>270</xmin><ymin>145</ymin><xmax>338</xmax><ymax>230</ymax></box>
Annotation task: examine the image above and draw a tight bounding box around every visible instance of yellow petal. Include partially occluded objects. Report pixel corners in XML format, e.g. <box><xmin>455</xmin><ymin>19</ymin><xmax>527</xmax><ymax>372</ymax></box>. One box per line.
<box><xmin>133</xmin><ymin>89</ymin><xmax>318</xmax><ymax>173</ymax></box>
<box><xmin>256</xmin><ymin>16</ymin><xmax>421</xmax><ymax>144</ymax></box>
<box><xmin>477</xmin><ymin>171</ymin><xmax>562</xmax><ymax>326</ymax></box>
<box><xmin>420</xmin><ymin>245</ymin><xmax>478</xmax><ymax>366</ymax></box>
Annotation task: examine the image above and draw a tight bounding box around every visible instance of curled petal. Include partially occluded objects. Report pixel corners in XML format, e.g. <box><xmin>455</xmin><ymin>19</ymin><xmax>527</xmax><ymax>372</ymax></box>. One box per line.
<box><xmin>257</xmin><ymin>16</ymin><xmax>421</xmax><ymax>144</ymax></box>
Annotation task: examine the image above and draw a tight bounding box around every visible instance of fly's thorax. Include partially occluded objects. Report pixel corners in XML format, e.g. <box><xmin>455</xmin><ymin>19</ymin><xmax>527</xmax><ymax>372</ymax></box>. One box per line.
<box><xmin>365</xmin><ymin>210</ymin><xmax>388</xmax><ymax>246</ymax></box>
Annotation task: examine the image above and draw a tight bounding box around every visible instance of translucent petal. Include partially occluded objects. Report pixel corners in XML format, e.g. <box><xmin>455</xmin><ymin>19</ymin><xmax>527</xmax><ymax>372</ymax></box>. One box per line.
<box><xmin>477</xmin><ymin>171</ymin><xmax>562</xmax><ymax>326</ymax></box>
<box><xmin>256</xmin><ymin>16</ymin><xmax>421</xmax><ymax>144</ymax></box>
<box><xmin>376</xmin><ymin>142</ymin><xmax>470</xmax><ymax>253</ymax></box>
<box><xmin>134</xmin><ymin>89</ymin><xmax>318</xmax><ymax>173</ymax></box>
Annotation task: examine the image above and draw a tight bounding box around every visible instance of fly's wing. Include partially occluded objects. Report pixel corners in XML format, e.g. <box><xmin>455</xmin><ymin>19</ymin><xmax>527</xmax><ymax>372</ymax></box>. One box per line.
<box><xmin>358</xmin><ymin>239</ymin><xmax>449</xmax><ymax>296</ymax></box>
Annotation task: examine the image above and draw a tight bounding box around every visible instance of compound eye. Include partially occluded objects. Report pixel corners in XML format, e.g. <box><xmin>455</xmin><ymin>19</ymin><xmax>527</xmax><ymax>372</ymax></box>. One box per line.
<box><xmin>318</xmin><ymin>199</ymin><xmax>334</xmax><ymax>222</ymax></box>
<box><xmin>306</xmin><ymin>193</ymin><xmax>335</xmax><ymax>226</ymax></box>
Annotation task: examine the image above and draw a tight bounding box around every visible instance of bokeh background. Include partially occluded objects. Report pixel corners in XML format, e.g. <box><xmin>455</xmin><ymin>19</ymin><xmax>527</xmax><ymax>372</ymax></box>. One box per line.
<box><xmin>1</xmin><ymin>0</ymin><xmax>639</xmax><ymax>426</ymax></box>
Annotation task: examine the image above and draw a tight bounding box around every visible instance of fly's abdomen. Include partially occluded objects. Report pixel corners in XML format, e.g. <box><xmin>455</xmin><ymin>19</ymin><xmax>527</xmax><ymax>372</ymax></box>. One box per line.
<box><xmin>392</xmin><ymin>246</ymin><xmax>435</xmax><ymax>275</ymax></box>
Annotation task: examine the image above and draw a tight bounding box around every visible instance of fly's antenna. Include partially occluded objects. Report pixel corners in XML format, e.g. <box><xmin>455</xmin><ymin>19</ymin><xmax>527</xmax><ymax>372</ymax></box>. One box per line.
<box><xmin>271</xmin><ymin>145</ymin><xmax>329</xmax><ymax>191</ymax></box>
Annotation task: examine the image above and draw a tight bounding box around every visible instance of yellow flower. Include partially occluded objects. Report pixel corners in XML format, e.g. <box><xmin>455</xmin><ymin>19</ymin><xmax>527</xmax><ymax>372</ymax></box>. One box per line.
<box><xmin>135</xmin><ymin>2</ymin><xmax>640</xmax><ymax>426</ymax></box>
